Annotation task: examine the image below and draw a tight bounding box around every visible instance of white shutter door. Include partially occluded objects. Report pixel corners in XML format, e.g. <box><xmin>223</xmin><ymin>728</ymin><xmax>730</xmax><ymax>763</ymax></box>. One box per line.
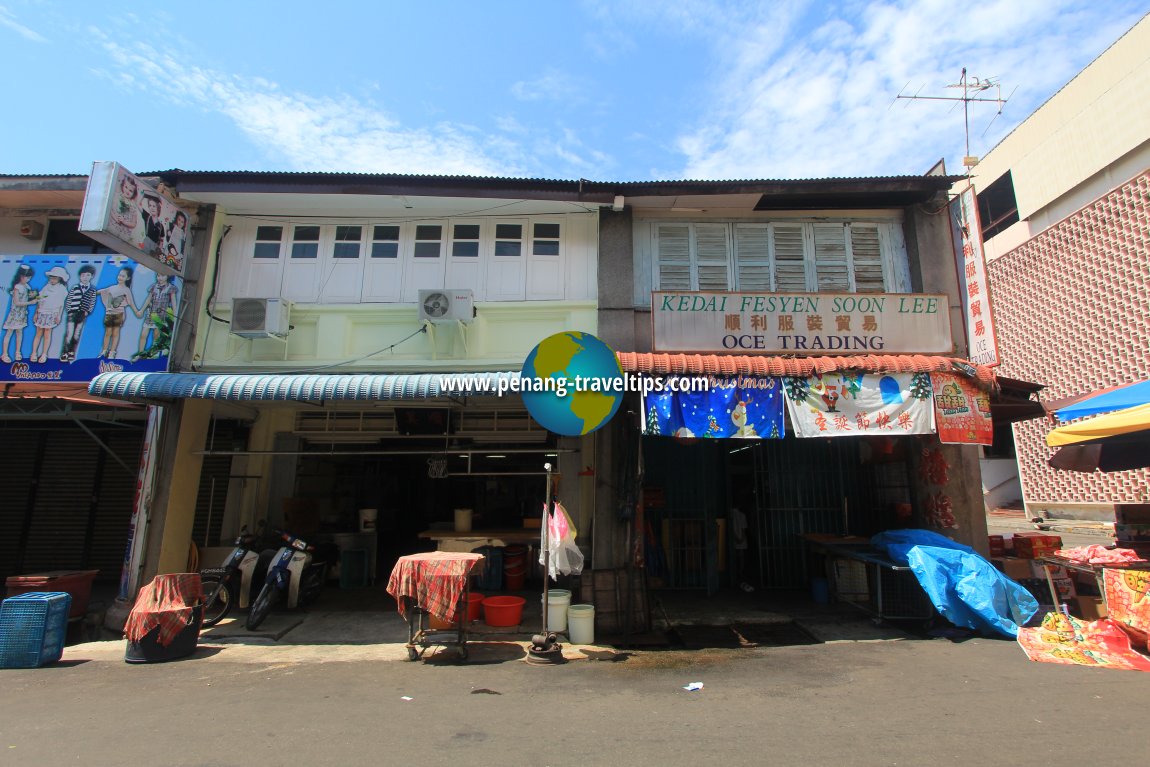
<box><xmin>362</xmin><ymin>224</ymin><xmax>405</xmax><ymax>302</ymax></box>
<box><xmin>656</xmin><ymin>225</ymin><xmax>692</xmax><ymax>290</ymax></box>
<box><xmin>848</xmin><ymin>223</ymin><xmax>885</xmax><ymax>292</ymax></box>
<box><xmin>813</xmin><ymin>223</ymin><xmax>850</xmax><ymax>291</ymax></box>
<box><xmin>734</xmin><ymin>224</ymin><xmax>772</xmax><ymax>291</ymax></box>
<box><xmin>694</xmin><ymin>224</ymin><xmax>730</xmax><ymax>290</ymax></box>
<box><xmin>772</xmin><ymin>223</ymin><xmax>807</xmax><ymax>291</ymax></box>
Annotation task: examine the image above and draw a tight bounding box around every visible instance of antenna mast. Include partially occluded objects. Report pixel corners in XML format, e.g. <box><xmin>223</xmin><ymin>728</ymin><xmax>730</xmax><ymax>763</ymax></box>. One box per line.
<box><xmin>896</xmin><ymin>68</ymin><xmax>1010</xmax><ymax>168</ymax></box>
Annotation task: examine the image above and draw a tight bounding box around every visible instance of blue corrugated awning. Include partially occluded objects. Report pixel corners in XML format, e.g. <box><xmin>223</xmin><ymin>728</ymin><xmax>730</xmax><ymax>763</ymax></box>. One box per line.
<box><xmin>88</xmin><ymin>371</ymin><xmax>520</xmax><ymax>402</ymax></box>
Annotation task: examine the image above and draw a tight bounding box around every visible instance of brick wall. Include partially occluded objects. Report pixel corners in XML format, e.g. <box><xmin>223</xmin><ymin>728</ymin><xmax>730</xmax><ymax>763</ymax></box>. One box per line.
<box><xmin>989</xmin><ymin>171</ymin><xmax>1150</xmax><ymax>504</ymax></box>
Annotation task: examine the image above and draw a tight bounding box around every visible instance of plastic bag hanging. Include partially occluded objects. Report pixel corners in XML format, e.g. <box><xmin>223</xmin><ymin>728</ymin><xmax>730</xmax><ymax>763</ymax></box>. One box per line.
<box><xmin>540</xmin><ymin>500</ymin><xmax>584</xmax><ymax>580</ymax></box>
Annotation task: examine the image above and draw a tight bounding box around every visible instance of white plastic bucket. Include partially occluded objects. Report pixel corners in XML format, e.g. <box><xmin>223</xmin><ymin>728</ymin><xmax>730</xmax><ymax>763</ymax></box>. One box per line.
<box><xmin>567</xmin><ymin>604</ymin><xmax>595</xmax><ymax>644</ymax></box>
<box><xmin>546</xmin><ymin>589</ymin><xmax>572</xmax><ymax>632</ymax></box>
<box><xmin>454</xmin><ymin>508</ymin><xmax>473</xmax><ymax>532</ymax></box>
<box><xmin>358</xmin><ymin>508</ymin><xmax>378</xmax><ymax>533</ymax></box>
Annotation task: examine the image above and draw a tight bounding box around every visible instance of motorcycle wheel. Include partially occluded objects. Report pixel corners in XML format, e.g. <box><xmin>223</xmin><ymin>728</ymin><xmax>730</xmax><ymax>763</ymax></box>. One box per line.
<box><xmin>200</xmin><ymin>571</ymin><xmax>235</xmax><ymax>627</ymax></box>
<box><xmin>246</xmin><ymin>583</ymin><xmax>281</xmax><ymax>630</ymax></box>
<box><xmin>298</xmin><ymin>568</ymin><xmax>325</xmax><ymax>608</ymax></box>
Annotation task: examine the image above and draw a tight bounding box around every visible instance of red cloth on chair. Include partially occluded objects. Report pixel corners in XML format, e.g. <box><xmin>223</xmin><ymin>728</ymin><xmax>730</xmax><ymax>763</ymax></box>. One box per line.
<box><xmin>386</xmin><ymin>553</ymin><xmax>484</xmax><ymax>622</ymax></box>
<box><xmin>124</xmin><ymin>573</ymin><xmax>203</xmax><ymax>646</ymax></box>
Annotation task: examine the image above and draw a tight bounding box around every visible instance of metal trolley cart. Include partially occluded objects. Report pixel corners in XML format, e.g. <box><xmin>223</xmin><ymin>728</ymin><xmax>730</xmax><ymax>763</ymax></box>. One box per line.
<box><xmin>386</xmin><ymin>552</ymin><xmax>485</xmax><ymax>662</ymax></box>
<box><xmin>808</xmin><ymin>538</ymin><xmax>935</xmax><ymax>623</ymax></box>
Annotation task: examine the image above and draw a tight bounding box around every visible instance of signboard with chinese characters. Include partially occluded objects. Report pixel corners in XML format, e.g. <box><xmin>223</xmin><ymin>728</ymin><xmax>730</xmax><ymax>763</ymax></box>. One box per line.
<box><xmin>0</xmin><ymin>254</ymin><xmax>177</xmax><ymax>383</ymax></box>
<box><xmin>651</xmin><ymin>291</ymin><xmax>952</xmax><ymax>354</ymax></box>
<box><xmin>782</xmin><ymin>372</ymin><xmax>936</xmax><ymax>438</ymax></box>
<box><xmin>79</xmin><ymin>161</ymin><xmax>191</xmax><ymax>277</ymax></box>
<box><xmin>930</xmin><ymin>372</ymin><xmax>993</xmax><ymax>445</ymax></box>
<box><xmin>950</xmin><ymin>187</ymin><xmax>1000</xmax><ymax>366</ymax></box>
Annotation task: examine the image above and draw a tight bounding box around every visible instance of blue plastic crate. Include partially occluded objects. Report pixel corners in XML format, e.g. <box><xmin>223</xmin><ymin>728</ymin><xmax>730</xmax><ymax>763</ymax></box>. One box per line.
<box><xmin>0</xmin><ymin>592</ymin><xmax>72</xmax><ymax>669</ymax></box>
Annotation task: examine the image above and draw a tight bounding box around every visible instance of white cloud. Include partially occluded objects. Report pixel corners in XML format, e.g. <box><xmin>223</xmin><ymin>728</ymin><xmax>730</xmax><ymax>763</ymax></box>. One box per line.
<box><xmin>87</xmin><ymin>30</ymin><xmax>620</xmax><ymax>179</ymax></box>
<box><xmin>510</xmin><ymin>69</ymin><xmax>584</xmax><ymax>102</ymax></box>
<box><xmin>89</xmin><ymin>32</ymin><xmax>528</xmax><ymax>176</ymax></box>
<box><xmin>0</xmin><ymin>5</ymin><xmax>46</xmax><ymax>42</ymax></box>
<box><xmin>674</xmin><ymin>0</ymin><xmax>1145</xmax><ymax>178</ymax></box>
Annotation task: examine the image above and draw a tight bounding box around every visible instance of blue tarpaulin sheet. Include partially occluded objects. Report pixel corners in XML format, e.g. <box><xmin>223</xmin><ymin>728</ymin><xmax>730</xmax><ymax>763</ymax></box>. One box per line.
<box><xmin>871</xmin><ymin>529</ymin><xmax>1038</xmax><ymax>637</ymax></box>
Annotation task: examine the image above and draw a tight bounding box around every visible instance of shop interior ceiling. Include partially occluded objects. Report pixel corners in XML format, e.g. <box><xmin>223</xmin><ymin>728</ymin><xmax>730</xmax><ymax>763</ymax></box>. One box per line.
<box><xmin>198</xmin><ymin>401</ymin><xmax>570</xmax><ymax>476</ymax></box>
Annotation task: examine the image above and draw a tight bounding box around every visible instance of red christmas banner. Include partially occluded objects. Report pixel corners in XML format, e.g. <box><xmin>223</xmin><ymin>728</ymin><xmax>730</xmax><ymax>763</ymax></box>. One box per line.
<box><xmin>930</xmin><ymin>373</ymin><xmax>993</xmax><ymax>446</ymax></box>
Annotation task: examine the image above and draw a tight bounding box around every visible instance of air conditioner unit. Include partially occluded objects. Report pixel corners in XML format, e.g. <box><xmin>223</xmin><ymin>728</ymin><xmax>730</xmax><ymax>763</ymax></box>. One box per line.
<box><xmin>230</xmin><ymin>297</ymin><xmax>292</xmax><ymax>338</ymax></box>
<box><xmin>418</xmin><ymin>289</ymin><xmax>474</xmax><ymax>323</ymax></box>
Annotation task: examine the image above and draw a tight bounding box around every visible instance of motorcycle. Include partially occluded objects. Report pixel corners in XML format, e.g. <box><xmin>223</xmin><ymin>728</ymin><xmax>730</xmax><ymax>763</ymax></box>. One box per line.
<box><xmin>245</xmin><ymin>529</ymin><xmax>330</xmax><ymax>631</ymax></box>
<box><xmin>200</xmin><ymin>522</ymin><xmax>266</xmax><ymax>627</ymax></box>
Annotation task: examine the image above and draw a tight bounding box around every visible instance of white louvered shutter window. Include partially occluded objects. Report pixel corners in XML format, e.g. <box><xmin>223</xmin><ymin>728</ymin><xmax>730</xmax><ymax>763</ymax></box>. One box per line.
<box><xmin>848</xmin><ymin>223</ymin><xmax>885</xmax><ymax>292</ymax></box>
<box><xmin>772</xmin><ymin>223</ymin><xmax>808</xmax><ymax>292</ymax></box>
<box><xmin>656</xmin><ymin>224</ymin><xmax>692</xmax><ymax>290</ymax></box>
<box><xmin>694</xmin><ymin>223</ymin><xmax>731</xmax><ymax>290</ymax></box>
<box><xmin>734</xmin><ymin>224</ymin><xmax>772</xmax><ymax>291</ymax></box>
<box><xmin>812</xmin><ymin>223</ymin><xmax>850</xmax><ymax>291</ymax></box>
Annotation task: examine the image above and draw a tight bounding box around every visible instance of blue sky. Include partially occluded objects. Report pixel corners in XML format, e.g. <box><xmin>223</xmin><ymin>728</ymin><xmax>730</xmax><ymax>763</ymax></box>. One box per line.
<box><xmin>0</xmin><ymin>1</ymin><xmax>1144</xmax><ymax>180</ymax></box>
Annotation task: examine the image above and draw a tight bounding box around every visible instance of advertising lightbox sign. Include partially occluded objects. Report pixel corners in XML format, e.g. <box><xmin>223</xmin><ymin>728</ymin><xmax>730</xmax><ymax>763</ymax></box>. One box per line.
<box><xmin>0</xmin><ymin>254</ymin><xmax>177</xmax><ymax>383</ymax></box>
<box><xmin>79</xmin><ymin>161</ymin><xmax>191</xmax><ymax>278</ymax></box>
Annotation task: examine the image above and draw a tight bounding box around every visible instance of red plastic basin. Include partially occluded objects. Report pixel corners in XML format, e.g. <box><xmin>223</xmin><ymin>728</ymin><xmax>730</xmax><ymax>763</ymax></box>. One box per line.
<box><xmin>483</xmin><ymin>596</ymin><xmax>525</xmax><ymax>627</ymax></box>
<box><xmin>6</xmin><ymin>570</ymin><xmax>99</xmax><ymax>620</ymax></box>
<box><xmin>466</xmin><ymin>592</ymin><xmax>484</xmax><ymax>623</ymax></box>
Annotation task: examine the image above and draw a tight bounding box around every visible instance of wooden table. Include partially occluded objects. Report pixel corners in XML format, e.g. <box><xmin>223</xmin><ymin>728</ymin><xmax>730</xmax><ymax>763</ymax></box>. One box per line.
<box><xmin>419</xmin><ymin>528</ymin><xmax>540</xmax><ymax>553</ymax></box>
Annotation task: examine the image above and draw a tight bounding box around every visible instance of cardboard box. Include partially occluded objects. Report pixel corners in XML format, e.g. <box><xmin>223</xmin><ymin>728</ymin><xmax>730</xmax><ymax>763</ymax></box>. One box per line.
<box><xmin>1074</xmin><ymin>595</ymin><xmax>1108</xmax><ymax>620</ymax></box>
<box><xmin>1051</xmin><ymin>577</ymin><xmax>1077</xmax><ymax>600</ymax></box>
<box><xmin>1116</xmin><ymin>504</ymin><xmax>1150</xmax><ymax>525</ymax></box>
<box><xmin>1012</xmin><ymin>532</ymin><xmax>1062</xmax><ymax>559</ymax></box>
<box><xmin>1030</xmin><ymin>561</ymin><xmax>1069</xmax><ymax>580</ymax></box>
<box><xmin>992</xmin><ymin>556</ymin><xmax>1032</xmax><ymax>581</ymax></box>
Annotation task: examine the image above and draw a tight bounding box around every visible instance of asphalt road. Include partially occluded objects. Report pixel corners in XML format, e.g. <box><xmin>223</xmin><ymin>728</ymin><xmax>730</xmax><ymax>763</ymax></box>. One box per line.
<box><xmin>2</xmin><ymin>634</ymin><xmax>1146</xmax><ymax>767</ymax></box>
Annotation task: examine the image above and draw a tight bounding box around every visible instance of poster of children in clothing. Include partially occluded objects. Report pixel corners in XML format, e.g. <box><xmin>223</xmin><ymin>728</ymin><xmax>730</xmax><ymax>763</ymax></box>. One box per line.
<box><xmin>80</xmin><ymin>162</ymin><xmax>190</xmax><ymax>276</ymax></box>
<box><xmin>0</xmin><ymin>255</ymin><xmax>177</xmax><ymax>382</ymax></box>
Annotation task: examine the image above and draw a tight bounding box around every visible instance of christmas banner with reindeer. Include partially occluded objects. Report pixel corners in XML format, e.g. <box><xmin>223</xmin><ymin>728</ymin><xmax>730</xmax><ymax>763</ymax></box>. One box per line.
<box><xmin>642</xmin><ymin>376</ymin><xmax>784</xmax><ymax>439</ymax></box>
<box><xmin>783</xmin><ymin>372</ymin><xmax>936</xmax><ymax>438</ymax></box>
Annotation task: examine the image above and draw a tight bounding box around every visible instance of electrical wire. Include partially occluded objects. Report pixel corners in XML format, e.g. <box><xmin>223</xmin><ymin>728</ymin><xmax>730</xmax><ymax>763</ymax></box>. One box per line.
<box><xmin>287</xmin><ymin>325</ymin><xmax>429</xmax><ymax>373</ymax></box>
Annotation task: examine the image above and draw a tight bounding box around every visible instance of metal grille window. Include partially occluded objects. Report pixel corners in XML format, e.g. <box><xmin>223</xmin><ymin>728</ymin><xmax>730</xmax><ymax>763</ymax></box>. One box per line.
<box><xmin>370</xmin><ymin>225</ymin><xmax>400</xmax><ymax>258</ymax></box>
<box><xmin>653</xmin><ymin>221</ymin><xmax>901</xmax><ymax>292</ymax></box>
<box><xmin>253</xmin><ymin>226</ymin><xmax>283</xmax><ymax>259</ymax></box>
<box><xmin>291</xmin><ymin>226</ymin><xmax>320</xmax><ymax>259</ymax></box>
<box><xmin>451</xmin><ymin>224</ymin><xmax>481</xmax><ymax>257</ymax></box>
<box><xmin>414</xmin><ymin>225</ymin><xmax>443</xmax><ymax>258</ymax></box>
<box><xmin>532</xmin><ymin>222</ymin><xmax>562</xmax><ymax>255</ymax></box>
<box><xmin>332</xmin><ymin>226</ymin><xmax>363</xmax><ymax>259</ymax></box>
<box><xmin>494</xmin><ymin>223</ymin><xmax>523</xmax><ymax>257</ymax></box>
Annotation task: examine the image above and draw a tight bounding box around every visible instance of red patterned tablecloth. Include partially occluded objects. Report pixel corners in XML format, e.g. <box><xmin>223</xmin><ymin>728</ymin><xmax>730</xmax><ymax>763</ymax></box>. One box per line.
<box><xmin>386</xmin><ymin>552</ymin><xmax>484</xmax><ymax>622</ymax></box>
<box><xmin>124</xmin><ymin>573</ymin><xmax>202</xmax><ymax>646</ymax></box>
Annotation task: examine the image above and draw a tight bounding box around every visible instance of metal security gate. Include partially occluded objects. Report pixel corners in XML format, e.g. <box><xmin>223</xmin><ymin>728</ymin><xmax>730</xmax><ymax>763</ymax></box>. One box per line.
<box><xmin>641</xmin><ymin>439</ymin><xmax>723</xmax><ymax>592</ymax></box>
<box><xmin>0</xmin><ymin>422</ymin><xmax>143</xmax><ymax>581</ymax></box>
<box><xmin>749</xmin><ymin>438</ymin><xmax>911</xmax><ymax>589</ymax></box>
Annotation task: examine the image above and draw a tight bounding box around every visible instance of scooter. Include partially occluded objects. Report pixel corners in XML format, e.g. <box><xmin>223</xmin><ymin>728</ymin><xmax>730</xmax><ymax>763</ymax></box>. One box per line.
<box><xmin>200</xmin><ymin>522</ymin><xmax>266</xmax><ymax>627</ymax></box>
<box><xmin>245</xmin><ymin>529</ymin><xmax>329</xmax><ymax>630</ymax></box>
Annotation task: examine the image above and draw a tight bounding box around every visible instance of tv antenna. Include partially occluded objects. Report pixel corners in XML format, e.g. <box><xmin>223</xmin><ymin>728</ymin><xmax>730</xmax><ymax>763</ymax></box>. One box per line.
<box><xmin>895</xmin><ymin>68</ymin><xmax>1014</xmax><ymax>168</ymax></box>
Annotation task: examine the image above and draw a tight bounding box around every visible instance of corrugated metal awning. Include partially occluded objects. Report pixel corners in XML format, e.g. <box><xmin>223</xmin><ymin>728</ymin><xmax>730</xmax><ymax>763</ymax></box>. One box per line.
<box><xmin>88</xmin><ymin>371</ymin><xmax>519</xmax><ymax>403</ymax></box>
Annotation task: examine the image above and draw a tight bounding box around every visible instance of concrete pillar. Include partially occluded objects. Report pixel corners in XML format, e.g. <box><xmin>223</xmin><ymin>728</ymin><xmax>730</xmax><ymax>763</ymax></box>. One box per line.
<box><xmin>235</xmin><ymin>407</ymin><xmax>295</xmax><ymax>532</ymax></box>
<box><xmin>154</xmin><ymin>399</ymin><xmax>213</xmax><ymax>574</ymax></box>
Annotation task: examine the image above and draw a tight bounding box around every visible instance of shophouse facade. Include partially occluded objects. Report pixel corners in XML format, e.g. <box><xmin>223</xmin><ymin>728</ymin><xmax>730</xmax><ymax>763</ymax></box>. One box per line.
<box><xmin>589</xmin><ymin>176</ymin><xmax>1008</xmax><ymax>596</ymax></box>
<box><xmin>89</xmin><ymin>172</ymin><xmax>608</xmax><ymax>591</ymax></box>
<box><xmin>974</xmin><ymin>14</ymin><xmax>1150</xmax><ymax>522</ymax></box>
<box><xmin>0</xmin><ymin>173</ymin><xmax>211</xmax><ymax>600</ymax></box>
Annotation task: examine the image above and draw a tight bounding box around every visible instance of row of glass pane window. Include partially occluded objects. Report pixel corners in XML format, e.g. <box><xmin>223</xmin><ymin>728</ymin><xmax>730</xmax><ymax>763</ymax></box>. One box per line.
<box><xmin>253</xmin><ymin>223</ymin><xmax>561</xmax><ymax>259</ymax></box>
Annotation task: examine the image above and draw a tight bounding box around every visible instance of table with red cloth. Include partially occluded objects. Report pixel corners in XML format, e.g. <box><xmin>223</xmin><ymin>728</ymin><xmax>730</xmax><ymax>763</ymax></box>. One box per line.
<box><xmin>386</xmin><ymin>552</ymin><xmax>484</xmax><ymax>623</ymax></box>
<box><xmin>124</xmin><ymin>573</ymin><xmax>202</xmax><ymax>647</ymax></box>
